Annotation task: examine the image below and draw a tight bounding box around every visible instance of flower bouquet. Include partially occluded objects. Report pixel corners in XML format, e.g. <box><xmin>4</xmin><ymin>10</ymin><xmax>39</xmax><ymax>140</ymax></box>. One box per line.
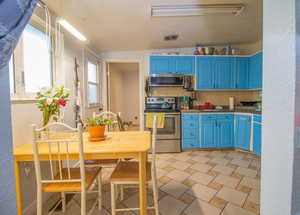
<box><xmin>36</xmin><ymin>86</ymin><xmax>70</xmax><ymax>126</ymax></box>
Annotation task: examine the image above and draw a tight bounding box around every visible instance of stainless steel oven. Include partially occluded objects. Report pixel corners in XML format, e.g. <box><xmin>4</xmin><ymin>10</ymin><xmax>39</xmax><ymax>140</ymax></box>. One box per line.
<box><xmin>144</xmin><ymin>97</ymin><xmax>181</xmax><ymax>153</ymax></box>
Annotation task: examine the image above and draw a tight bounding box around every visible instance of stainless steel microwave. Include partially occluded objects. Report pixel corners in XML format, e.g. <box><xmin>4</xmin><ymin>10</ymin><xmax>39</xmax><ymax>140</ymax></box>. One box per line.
<box><xmin>148</xmin><ymin>74</ymin><xmax>193</xmax><ymax>89</ymax></box>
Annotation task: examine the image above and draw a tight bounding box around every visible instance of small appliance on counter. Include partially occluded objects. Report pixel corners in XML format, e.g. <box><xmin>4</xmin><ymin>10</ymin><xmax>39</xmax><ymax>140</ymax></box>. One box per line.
<box><xmin>144</xmin><ymin>97</ymin><xmax>181</xmax><ymax>153</ymax></box>
<box><xmin>199</xmin><ymin>102</ymin><xmax>215</xmax><ymax>110</ymax></box>
<box><xmin>238</xmin><ymin>101</ymin><xmax>261</xmax><ymax>111</ymax></box>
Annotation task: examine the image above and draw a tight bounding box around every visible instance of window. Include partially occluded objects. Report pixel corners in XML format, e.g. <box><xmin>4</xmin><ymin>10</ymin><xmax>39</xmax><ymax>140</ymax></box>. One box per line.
<box><xmin>10</xmin><ymin>24</ymin><xmax>53</xmax><ymax>98</ymax></box>
<box><xmin>23</xmin><ymin>25</ymin><xmax>52</xmax><ymax>93</ymax></box>
<box><xmin>87</xmin><ymin>61</ymin><xmax>100</xmax><ymax>105</ymax></box>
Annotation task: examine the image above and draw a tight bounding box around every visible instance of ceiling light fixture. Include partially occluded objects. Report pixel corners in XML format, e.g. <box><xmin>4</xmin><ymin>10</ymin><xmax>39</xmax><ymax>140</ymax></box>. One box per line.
<box><xmin>151</xmin><ymin>4</ymin><xmax>245</xmax><ymax>17</ymax></box>
<box><xmin>58</xmin><ymin>18</ymin><xmax>87</xmax><ymax>41</ymax></box>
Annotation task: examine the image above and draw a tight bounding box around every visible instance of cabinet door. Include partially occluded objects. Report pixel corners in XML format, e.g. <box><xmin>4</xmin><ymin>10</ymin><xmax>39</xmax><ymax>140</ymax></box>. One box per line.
<box><xmin>175</xmin><ymin>56</ymin><xmax>195</xmax><ymax>75</ymax></box>
<box><xmin>249</xmin><ymin>52</ymin><xmax>263</xmax><ymax>89</ymax></box>
<box><xmin>150</xmin><ymin>56</ymin><xmax>170</xmax><ymax>74</ymax></box>
<box><xmin>253</xmin><ymin>122</ymin><xmax>262</xmax><ymax>155</ymax></box>
<box><xmin>217</xmin><ymin>118</ymin><xmax>234</xmax><ymax>148</ymax></box>
<box><xmin>233</xmin><ymin>57</ymin><xmax>249</xmax><ymax>89</ymax></box>
<box><xmin>196</xmin><ymin>57</ymin><xmax>214</xmax><ymax>89</ymax></box>
<box><xmin>214</xmin><ymin>57</ymin><xmax>233</xmax><ymax>89</ymax></box>
<box><xmin>200</xmin><ymin>118</ymin><xmax>216</xmax><ymax>148</ymax></box>
<box><xmin>235</xmin><ymin>115</ymin><xmax>251</xmax><ymax>150</ymax></box>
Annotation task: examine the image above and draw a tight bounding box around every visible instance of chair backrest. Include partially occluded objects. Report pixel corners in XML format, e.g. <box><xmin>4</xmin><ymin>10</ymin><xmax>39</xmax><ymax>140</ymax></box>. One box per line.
<box><xmin>151</xmin><ymin>116</ymin><xmax>157</xmax><ymax>178</ymax></box>
<box><xmin>93</xmin><ymin>111</ymin><xmax>123</xmax><ymax>131</ymax></box>
<box><xmin>32</xmin><ymin>122</ymin><xmax>86</xmax><ymax>188</ymax></box>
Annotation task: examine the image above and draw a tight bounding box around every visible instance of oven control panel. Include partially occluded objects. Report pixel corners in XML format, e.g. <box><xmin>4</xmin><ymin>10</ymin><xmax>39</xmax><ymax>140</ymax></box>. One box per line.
<box><xmin>146</xmin><ymin>97</ymin><xmax>176</xmax><ymax>104</ymax></box>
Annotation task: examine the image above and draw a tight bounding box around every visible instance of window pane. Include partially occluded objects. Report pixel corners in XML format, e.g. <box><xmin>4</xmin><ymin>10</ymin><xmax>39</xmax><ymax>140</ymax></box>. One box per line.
<box><xmin>88</xmin><ymin>84</ymin><xmax>99</xmax><ymax>104</ymax></box>
<box><xmin>23</xmin><ymin>25</ymin><xmax>52</xmax><ymax>93</ymax></box>
<box><xmin>9</xmin><ymin>56</ymin><xmax>14</xmax><ymax>93</ymax></box>
<box><xmin>88</xmin><ymin>61</ymin><xmax>97</xmax><ymax>83</ymax></box>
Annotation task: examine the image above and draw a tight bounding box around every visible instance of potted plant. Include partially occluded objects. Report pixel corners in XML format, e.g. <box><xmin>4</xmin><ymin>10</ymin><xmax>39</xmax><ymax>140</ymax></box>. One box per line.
<box><xmin>36</xmin><ymin>86</ymin><xmax>70</xmax><ymax>126</ymax></box>
<box><xmin>86</xmin><ymin>116</ymin><xmax>113</xmax><ymax>141</ymax></box>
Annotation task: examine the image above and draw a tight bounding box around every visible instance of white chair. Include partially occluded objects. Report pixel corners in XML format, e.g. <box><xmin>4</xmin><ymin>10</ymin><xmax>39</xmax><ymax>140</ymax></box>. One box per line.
<box><xmin>109</xmin><ymin>116</ymin><xmax>159</xmax><ymax>215</ymax></box>
<box><xmin>32</xmin><ymin>122</ymin><xmax>102</xmax><ymax>215</ymax></box>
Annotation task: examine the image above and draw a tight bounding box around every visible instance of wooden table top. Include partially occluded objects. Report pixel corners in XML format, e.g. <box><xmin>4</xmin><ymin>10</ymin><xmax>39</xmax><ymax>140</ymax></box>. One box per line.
<box><xmin>13</xmin><ymin>131</ymin><xmax>151</xmax><ymax>161</ymax></box>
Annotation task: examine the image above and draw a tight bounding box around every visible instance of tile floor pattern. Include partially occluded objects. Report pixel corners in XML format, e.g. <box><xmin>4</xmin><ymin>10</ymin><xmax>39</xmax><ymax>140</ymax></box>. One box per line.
<box><xmin>48</xmin><ymin>150</ymin><xmax>261</xmax><ymax>215</ymax></box>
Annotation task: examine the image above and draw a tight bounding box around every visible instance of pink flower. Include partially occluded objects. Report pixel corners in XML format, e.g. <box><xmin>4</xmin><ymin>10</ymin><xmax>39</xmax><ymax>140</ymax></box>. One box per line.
<box><xmin>58</xmin><ymin>99</ymin><xmax>67</xmax><ymax>107</ymax></box>
<box><xmin>45</xmin><ymin>104</ymin><xmax>49</xmax><ymax>108</ymax></box>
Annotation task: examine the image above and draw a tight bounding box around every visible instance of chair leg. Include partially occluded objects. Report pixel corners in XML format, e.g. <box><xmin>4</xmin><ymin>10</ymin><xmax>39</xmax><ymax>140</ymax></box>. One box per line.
<box><xmin>111</xmin><ymin>183</ymin><xmax>116</xmax><ymax>215</ymax></box>
<box><xmin>61</xmin><ymin>192</ymin><xmax>66</xmax><ymax>213</ymax></box>
<box><xmin>120</xmin><ymin>184</ymin><xmax>124</xmax><ymax>201</ymax></box>
<box><xmin>152</xmin><ymin>180</ymin><xmax>159</xmax><ymax>215</ymax></box>
<box><xmin>36</xmin><ymin>186</ymin><xmax>43</xmax><ymax>215</ymax></box>
<box><xmin>97</xmin><ymin>173</ymin><xmax>102</xmax><ymax>210</ymax></box>
<box><xmin>81</xmin><ymin>189</ymin><xmax>86</xmax><ymax>215</ymax></box>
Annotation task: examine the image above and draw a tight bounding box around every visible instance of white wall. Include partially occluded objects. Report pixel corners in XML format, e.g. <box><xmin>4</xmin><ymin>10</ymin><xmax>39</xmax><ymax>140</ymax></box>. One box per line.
<box><xmin>262</xmin><ymin>0</ymin><xmax>296</xmax><ymax>214</ymax></box>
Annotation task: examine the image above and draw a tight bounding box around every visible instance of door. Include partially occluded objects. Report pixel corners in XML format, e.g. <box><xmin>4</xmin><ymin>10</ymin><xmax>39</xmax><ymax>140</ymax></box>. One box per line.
<box><xmin>218</xmin><ymin>118</ymin><xmax>234</xmax><ymax>148</ymax></box>
<box><xmin>175</xmin><ymin>56</ymin><xmax>195</xmax><ymax>75</ymax></box>
<box><xmin>249</xmin><ymin>52</ymin><xmax>263</xmax><ymax>89</ymax></box>
<box><xmin>234</xmin><ymin>57</ymin><xmax>249</xmax><ymax>89</ymax></box>
<box><xmin>200</xmin><ymin>118</ymin><xmax>216</xmax><ymax>148</ymax></box>
<box><xmin>253</xmin><ymin>122</ymin><xmax>262</xmax><ymax>155</ymax></box>
<box><xmin>196</xmin><ymin>57</ymin><xmax>214</xmax><ymax>89</ymax></box>
<box><xmin>150</xmin><ymin>56</ymin><xmax>170</xmax><ymax>74</ymax></box>
<box><xmin>214</xmin><ymin>57</ymin><xmax>233</xmax><ymax>89</ymax></box>
<box><xmin>235</xmin><ymin>115</ymin><xmax>251</xmax><ymax>150</ymax></box>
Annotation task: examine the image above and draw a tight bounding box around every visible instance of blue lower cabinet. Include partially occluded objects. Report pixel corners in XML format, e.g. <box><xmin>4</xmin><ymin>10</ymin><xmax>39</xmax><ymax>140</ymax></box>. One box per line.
<box><xmin>182</xmin><ymin>139</ymin><xmax>199</xmax><ymax>149</ymax></box>
<box><xmin>182</xmin><ymin>114</ymin><xmax>199</xmax><ymax>149</ymax></box>
<box><xmin>253</xmin><ymin>115</ymin><xmax>262</xmax><ymax>155</ymax></box>
<box><xmin>253</xmin><ymin>122</ymin><xmax>262</xmax><ymax>155</ymax></box>
<box><xmin>200</xmin><ymin>118</ymin><xmax>216</xmax><ymax>148</ymax></box>
<box><xmin>217</xmin><ymin>118</ymin><xmax>234</xmax><ymax>148</ymax></box>
<box><xmin>235</xmin><ymin>115</ymin><xmax>251</xmax><ymax>150</ymax></box>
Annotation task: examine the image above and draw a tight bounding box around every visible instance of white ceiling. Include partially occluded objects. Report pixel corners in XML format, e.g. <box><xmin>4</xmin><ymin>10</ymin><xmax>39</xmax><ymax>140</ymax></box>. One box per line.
<box><xmin>44</xmin><ymin>0</ymin><xmax>262</xmax><ymax>52</ymax></box>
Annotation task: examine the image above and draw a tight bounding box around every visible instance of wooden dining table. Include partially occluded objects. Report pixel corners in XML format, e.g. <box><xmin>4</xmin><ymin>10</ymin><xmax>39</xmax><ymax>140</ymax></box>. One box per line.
<box><xmin>13</xmin><ymin>131</ymin><xmax>151</xmax><ymax>215</ymax></box>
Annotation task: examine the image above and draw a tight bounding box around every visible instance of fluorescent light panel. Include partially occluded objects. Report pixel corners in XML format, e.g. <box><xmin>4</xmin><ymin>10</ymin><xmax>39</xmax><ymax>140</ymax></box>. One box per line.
<box><xmin>151</xmin><ymin>4</ymin><xmax>245</xmax><ymax>17</ymax></box>
<box><xmin>58</xmin><ymin>19</ymin><xmax>87</xmax><ymax>41</ymax></box>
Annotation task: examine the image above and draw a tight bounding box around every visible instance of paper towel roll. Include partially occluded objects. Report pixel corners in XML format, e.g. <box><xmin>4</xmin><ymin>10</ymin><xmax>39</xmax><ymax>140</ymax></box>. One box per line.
<box><xmin>229</xmin><ymin>97</ymin><xmax>235</xmax><ymax>110</ymax></box>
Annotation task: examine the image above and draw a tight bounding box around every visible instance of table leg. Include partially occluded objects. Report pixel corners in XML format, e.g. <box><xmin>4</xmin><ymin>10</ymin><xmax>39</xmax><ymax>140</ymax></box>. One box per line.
<box><xmin>139</xmin><ymin>152</ymin><xmax>147</xmax><ymax>215</ymax></box>
<box><xmin>14</xmin><ymin>160</ymin><xmax>22</xmax><ymax>215</ymax></box>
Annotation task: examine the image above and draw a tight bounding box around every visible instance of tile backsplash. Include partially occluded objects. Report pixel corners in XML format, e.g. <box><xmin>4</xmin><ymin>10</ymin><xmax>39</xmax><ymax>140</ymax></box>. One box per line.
<box><xmin>150</xmin><ymin>87</ymin><xmax>260</xmax><ymax>107</ymax></box>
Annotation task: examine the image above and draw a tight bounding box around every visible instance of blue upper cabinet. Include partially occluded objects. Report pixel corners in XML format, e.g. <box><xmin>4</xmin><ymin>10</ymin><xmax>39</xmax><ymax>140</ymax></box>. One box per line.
<box><xmin>233</xmin><ymin>57</ymin><xmax>249</xmax><ymax>89</ymax></box>
<box><xmin>150</xmin><ymin>56</ymin><xmax>195</xmax><ymax>75</ymax></box>
<box><xmin>150</xmin><ymin>56</ymin><xmax>170</xmax><ymax>74</ymax></box>
<box><xmin>235</xmin><ymin>115</ymin><xmax>251</xmax><ymax>151</ymax></box>
<box><xmin>214</xmin><ymin>57</ymin><xmax>233</xmax><ymax>89</ymax></box>
<box><xmin>249</xmin><ymin>52</ymin><xmax>263</xmax><ymax>89</ymax></box>
<box><xmin>196</xmin><ymin>57</ymin><xmax>214</xmax><ymax>89</ymax></box>
<box><xmin>175</xmin><ymin>56</ymin><xmax>195</xmax><ymax>75</ymax></box>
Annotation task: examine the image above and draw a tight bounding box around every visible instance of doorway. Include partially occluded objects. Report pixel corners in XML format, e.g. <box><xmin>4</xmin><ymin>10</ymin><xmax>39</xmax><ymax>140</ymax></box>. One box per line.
<box><xmin>107</xmin><ymin>62</ymin><xmax>140</xmax><ymax>131</ymax></box>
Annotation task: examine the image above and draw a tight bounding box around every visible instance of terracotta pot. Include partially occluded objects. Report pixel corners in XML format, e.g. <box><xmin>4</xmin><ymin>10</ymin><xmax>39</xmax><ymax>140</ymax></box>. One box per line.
<box><xmin>88</xmin><ymin>125</ymin><xmax>106</xmax><ymax>138</ymax></box>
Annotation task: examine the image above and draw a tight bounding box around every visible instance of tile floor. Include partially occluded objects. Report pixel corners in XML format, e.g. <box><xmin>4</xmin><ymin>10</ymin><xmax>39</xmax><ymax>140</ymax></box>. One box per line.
<box><xmin>48</xmin><ymin>150</ymin><xmax>261</xmax><ymax>215</ymax></box>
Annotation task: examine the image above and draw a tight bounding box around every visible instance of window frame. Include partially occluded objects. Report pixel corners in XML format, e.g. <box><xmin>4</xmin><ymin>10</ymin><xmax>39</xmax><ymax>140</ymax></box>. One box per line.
<box><xmin>85</xmin><ymin>51</ymin><xmax>102</xmax><ymax>108</ymax></box>
<box><xmin>10</xmin><ymin>14</ymin><xmax>55</xmax><ymax>101</ymax></box>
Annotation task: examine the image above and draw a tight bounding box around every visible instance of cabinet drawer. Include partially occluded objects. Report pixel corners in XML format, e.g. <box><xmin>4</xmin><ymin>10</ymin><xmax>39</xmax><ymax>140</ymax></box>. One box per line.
<box><xmin>183</xmin><ymin>120</ymin><xmax>199</xmax><ymax>129</ymax></box>
<box><xmin>216</xmin><ymin>114</ymin><xmax>234</xmax><ymax>120</ymax></box>
<box><xmin>182</xmin><ymin>139</ymin><xmax>199</xmax><ymax>149</ymax></box>
<box><xmin>201</xmin><ymin>114</ymin><xmax>217</xmax><ymax>121</ymax></box>
<box><xmin>182</xmin><ymin>114</ymin><xmax>199</xmax><ymax>120</ymax></box>
<box><xmin>183</xmin><ymin>128</ymin><xmax>199</xmax><ymax>139</ymax></box>
<box><xmin>253</xmin><ymin>115</ymin><xmax>262</xmax><ymax>123</ymax></box>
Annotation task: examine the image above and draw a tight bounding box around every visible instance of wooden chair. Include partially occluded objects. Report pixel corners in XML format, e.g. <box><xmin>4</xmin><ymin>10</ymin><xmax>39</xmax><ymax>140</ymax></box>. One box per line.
<box><xmin>32</xmin><ymin>122</ymin><xmax>102</xmax><ymax>215</ymax></box>
<box><xmin>109</xmin><ymin>116</ymin><xmax>159</xmax><ymax>215</ymax></box>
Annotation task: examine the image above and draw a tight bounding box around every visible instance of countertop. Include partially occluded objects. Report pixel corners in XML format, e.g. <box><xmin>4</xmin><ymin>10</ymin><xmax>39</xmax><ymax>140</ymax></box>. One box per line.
<box><xmin>181</xmin><ymin>108</ymin><xmax>262</xmax><ymax>115</ymax></box>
